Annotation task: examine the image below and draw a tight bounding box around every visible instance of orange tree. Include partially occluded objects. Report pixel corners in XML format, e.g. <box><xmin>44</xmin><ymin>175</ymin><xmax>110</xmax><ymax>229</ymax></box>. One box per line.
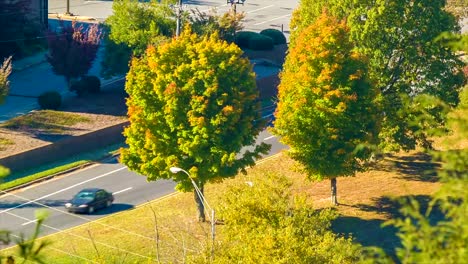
<box><xmin>121</xmin><ymin>28</ymin><xmax>270</xmax><ymax>221</ymax></box>
<box><xmin>272</xmin><ymin>12</ymin><xmax>379</xmax><ymax>205</ymax></box>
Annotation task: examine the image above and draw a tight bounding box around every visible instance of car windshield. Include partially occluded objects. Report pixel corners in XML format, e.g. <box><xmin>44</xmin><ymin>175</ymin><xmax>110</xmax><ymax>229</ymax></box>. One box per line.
<box><xmin>74</xmin><ymin>191</ymin><xmax>95</xmax><ymax>201</ymax></box>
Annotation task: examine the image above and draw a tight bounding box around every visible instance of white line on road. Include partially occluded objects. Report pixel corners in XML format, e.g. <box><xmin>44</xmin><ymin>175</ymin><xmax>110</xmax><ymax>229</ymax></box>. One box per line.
<box><xmin>246</xmin><ymin>5</ymin><xmax>274</xmax><ymax>14</ymax></box>
<box><xmin>113</xmin><ymin>187</ymin><xmax>133</xmax><ymax>195</ymax></box>
<box><xmin>253</xmin><ymin>14</ymin><xmax>291</xmax><ymax>25</ymax></box>
<box><xmin>21</xmin><ymin>219</ymin><xmax>37</xmax><ymax>226</ymax></box>
<box><xmin>4</xmin><ymin>210</ymin><xmax>151</xmax><ymax>260</ymax></box>
<box><xmin>264</xmin><ymin>135</ymin><xmax>276</xmax><ymax>141</ymax></box>
<box><xmin>0</xmin><ymin>167</ymin><xmax>127</xmax><ymax>215</ymax></box>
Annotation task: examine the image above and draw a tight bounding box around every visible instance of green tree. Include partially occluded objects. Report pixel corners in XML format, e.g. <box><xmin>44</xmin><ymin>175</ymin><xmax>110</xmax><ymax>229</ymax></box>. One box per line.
<box><xmin>0</xmin><ymin>56</ymin><xmax>12</xmax><ymax>104</ymax></box>
<box><xmin>368</xmin><ymin>37</ymin><xmax>468</xmax><ymax>264</ymax></box>
<box><xmin>273</xmin><ymin>12</ymin><xmax>378</xmax><ymax>205</ymax></box>
<box><xmin>381</xmin><ymin>85</ymin><xmax>468</xmax><ymax>263</ymax></box>
<box><xmin>105</xmin><ymin>0</ymin><xmax>175</xmax><ymax>55</ymax></box>
<box><xmin>290</xmin><ymin>0</ymin><xmax>465</xmax><ymax>151</ymax></box>
<box><xmin>189</xmin><ymin>8</ymin><xmax>245</xmax><ymax>43</ymax></box>
<box><xmin>121</xmin><ymin>28</ymin><xmax>270</xmax><ymax>221</ymax></box>
<box><xmin>273</xmin><ymin>13</ymin><xmax>377</xmax><ymax>204</ymax></box>
<box><xmin>101</xmin><ymin>0</ymin><xmax>175</xmax><ymax>78</ymax></box>
<box><xmin>191</xmin><ymin>172</ymin><xmax>364</xmax><ymax>263</ymax></box>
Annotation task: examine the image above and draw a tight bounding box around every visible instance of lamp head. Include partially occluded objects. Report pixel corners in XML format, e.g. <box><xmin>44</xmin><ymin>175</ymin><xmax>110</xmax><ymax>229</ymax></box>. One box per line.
<box><xmin>169</xmin><ymin>167</ymin><xmax>182</xmax><ymax>173</ymax></box>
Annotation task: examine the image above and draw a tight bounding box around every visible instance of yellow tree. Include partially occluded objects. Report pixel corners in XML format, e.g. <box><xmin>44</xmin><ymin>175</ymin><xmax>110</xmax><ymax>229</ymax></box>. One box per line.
<box><xmin>273</xmin><ymin>12</ymin><xmax>379</xmax><ymax>205</ymax></box>
<box><xmin>121</xmin><ymin>28</ymin><xmax>270</xmax><ymax>221</ymax></box>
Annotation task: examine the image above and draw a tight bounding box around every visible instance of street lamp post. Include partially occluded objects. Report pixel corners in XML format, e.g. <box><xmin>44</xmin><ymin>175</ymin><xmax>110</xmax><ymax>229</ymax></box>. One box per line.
<box><xmin>228</xmin><ymin>0</ymin><xmax>246</xmax><ymax>15</ymax></box>
<box><xmin>65</xmin><ymin>0</ymin><xmax>72</xmax><ymax>16</ymax></box>
<box><xmin>169</xmin><ymin>167</ymin><xmax>216</xmax><ymax>259</ymax></box>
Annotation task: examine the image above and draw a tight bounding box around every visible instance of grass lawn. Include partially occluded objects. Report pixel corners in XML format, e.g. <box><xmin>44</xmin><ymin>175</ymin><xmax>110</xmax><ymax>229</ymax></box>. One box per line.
<box><xmin>1</xmin><ymin>150</ymin><xmax>442</xmax><ymax>263</ymax></box>
<box><xmin>0</xmin><ymin>110</ymin><xmax>90</xmax><ymax>134</ymax></box>
<box><xmin>0</xmin><ymin>137</ymin><xmax>14</xmax><ymax>151</ymax></box>
<box><xmin>0</xmin><ymin>143</ymin><xmax>123</xmax><ymax>191</ymax></box>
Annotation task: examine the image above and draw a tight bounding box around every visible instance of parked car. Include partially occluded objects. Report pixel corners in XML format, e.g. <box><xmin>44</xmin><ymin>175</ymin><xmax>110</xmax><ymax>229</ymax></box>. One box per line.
<box><xmin>65</xmin><ymin>188</ymin><xmax>114</xmax><ymax>214</ymax></box>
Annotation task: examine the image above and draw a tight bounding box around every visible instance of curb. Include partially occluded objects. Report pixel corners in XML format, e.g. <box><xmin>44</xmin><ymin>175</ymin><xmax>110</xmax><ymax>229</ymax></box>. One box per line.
<box><xmin>0</xmin><ymin>153</ymin><xmax>120</xmax><ymax>195</ymax></box>
<box><xmin>12</xmin><ymin>58</ymin><xmax>48</xmax><ymax>73</ymax></box>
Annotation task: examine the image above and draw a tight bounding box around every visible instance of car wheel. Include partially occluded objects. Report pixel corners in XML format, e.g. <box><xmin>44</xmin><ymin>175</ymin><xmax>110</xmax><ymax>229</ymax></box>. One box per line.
<box><xmin>106</xmin><ymin>200</ymin><xmax>112</xmax><ymax>207</ymax></box>
<box><xmin>88</xmin><ymin>206</ymin><xmax>94</xmax><ymax>214</ymax></box>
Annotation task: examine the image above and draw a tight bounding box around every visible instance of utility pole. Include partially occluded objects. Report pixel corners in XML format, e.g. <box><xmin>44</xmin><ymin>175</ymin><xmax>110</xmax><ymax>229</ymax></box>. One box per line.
<box><xmin>175</xmin><ymin>0</ymin><xmax>182</xmax><ymax>37</ymax></box>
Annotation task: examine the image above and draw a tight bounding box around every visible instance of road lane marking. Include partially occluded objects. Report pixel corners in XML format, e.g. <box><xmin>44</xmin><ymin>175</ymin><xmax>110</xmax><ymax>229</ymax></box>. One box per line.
<box><xmin>113</xmin><ymin>187</ymin><xmax>133</xmax><ymax>195</ymax></box>
<box><xmin>3</xmin><ymin>188</ymin><xmax>156</xmax><ymax>242</ymax></box>
<box><xmin>21</xmin><ymin>219</ymin><xmax>37</xmax><ymax>226</ymax></box>
<box><xmin>4</xmin><ymin>210</ymin><xmax>151</xmax><ymax>260</ymax></box>
<box><xmin>264</xmin><ymin>135</ymin><xmax>276</xmax><ymax>141</ymax></box>
<box><xmin>0</xmin><ymin>167</ymin><xmax>127</xmax><ymax>215</ymax></box>
<box><xmin>253</xmin><ymin>14</ymin><xmax>291</xmax><ymax>25</ymax></box>
<box><xmin>246</xmin><ymin>4</ymin><xmax>274</xmax><ymax>13</ymax></box>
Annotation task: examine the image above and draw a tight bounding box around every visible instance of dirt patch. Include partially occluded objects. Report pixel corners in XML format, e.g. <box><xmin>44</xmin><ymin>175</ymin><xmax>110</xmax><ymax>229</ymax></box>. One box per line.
<box><xmin>0</xmin><ymin>88</ymin><xmax>128</xmax><ymax>159</ymax></box>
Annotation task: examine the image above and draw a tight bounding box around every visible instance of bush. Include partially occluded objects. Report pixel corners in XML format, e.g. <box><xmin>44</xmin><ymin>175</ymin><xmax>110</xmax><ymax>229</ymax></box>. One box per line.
<box><xmin>260</xmin><ymin>28</ymin><xmax>287</xmax><ymax>45</ymax></box>
<box><xmin>38</xmin><ymin>91</ymin><xmax>62</xmax><ymax>110</ymax></box>
<box><xmin>234</xmin><ymin>31</ymin><xmax>259</xmax><ymax>48</ymax></box>
<box><xmin>70</xmin><ymin>76</ymin><xmax>101</xmax><ymax>96</ymax></box>
<box><xmin>248</xmin><ymin>34</ymin><xmax>274</xmax><ymax>51</ymax></box>
<box><xmin>82</xmin><ymin>75</ymin><xmax>101</xmax><ymax>94</ymax></box>
<box><xmin>70</xmin><ymin>79</ymin><xmax>87</xmax><ymax>97</ymax></box>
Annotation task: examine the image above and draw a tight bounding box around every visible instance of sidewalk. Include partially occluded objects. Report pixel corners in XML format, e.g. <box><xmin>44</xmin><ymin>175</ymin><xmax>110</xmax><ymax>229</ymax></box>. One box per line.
<box><xmin>0</xmin><ymin>47</ymin><xmax>123</xmax><ymax>123</ymax></box>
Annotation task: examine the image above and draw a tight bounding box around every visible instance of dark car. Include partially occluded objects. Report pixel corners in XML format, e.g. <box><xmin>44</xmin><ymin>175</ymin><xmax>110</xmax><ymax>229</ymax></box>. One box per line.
<box><xmin>65</xmin><ymin>188</ymin><xmax>114</xmax><ymax>214</ymax></box>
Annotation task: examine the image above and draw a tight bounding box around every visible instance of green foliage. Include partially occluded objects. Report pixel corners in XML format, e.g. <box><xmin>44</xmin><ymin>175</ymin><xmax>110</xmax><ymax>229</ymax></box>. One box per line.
<box><xmin>274</xmin><ymin>12</ymin><xmax>378</xmax><ymax>181</ymax></box>
<box><xmin>373</xmin><ymin>38</ymin><xmax>468</xmax><ymax>264</ymax></box>
<box><xmin>247</xmin><ymin>34</ymin><xmax>274</xmax><ymax>50</ymax></box>
<box><xmin>82</xmin><ymin>75</ymin><xmax>101</xmax><ymax>94</ymax></box>
<box><xmin>291</xmin><ymin>0</ymin><xmax>466</xmax><ymax>152</ymax></box>
<box><xmin>260</xmin><ymin>28</ymin><xmax>287</xmax><ymax>45</ymax></box>
<box><xmin>70</xmin><ymin>79</ymin><xmax>87</xmax><ymax>97</ymax></box>
<box><xmin>290</xmin><ymin>0</ymin><xmax>353</xmax><ymax>44</ymax></box>
<box><xmin>100</xmin><ymin>33</ymin><xmax>132</xmax><ymax>79</ymax></box>
<box><xmin>121</xmin><ymin>28</ymin><xmax>269</xmax><ymax>195</ymax></box>
<box><xmin>191</xmin><ymin>172</ymin><xmax>363</xmax><ymax>263</ymax></box>
<box><xmin>383</xmin><ymin>96</ymin><xmax>468</xmax><ymax>263</ymax></box>
<box><xmin>0</xmin><ymin>210</ymin><xmax>51</xmax><ymax>264</ymax></box>
<box><xmin>105</xmin><ymin>0</ymin><xmax>175</xmax><ymax>56</ymax></box>
<box><xmin>70</xmin><ymin>76</ymin><xmax>101</xmax><ymax>96</ymax></box>
<box><xmin>189</xmin><ymin>9</ymin><xmax>245</xmax><ymax>43</ymax></box>
<box><xmin>0</xmin><ymin>166</ymin><xmax>10</xmax><ymax>179</ymax></box>
<box><xmin>0</xmin><ymin>56</ymin><xmax>12</xmax><ymax>104</ymax></box>
<box><xmin>347</xmin><ymin>0</ymin><xmax>465</xmax><ymax>151</ymax></box>
<box><xmin>38</xmin><ymin>91</ymin><xmax>62</xmax><ymax>110</ymax></box>
<box><xmin>234</xmin><ymin>31</ymin><xmax>259</xmax><ymax>48</ymax></box>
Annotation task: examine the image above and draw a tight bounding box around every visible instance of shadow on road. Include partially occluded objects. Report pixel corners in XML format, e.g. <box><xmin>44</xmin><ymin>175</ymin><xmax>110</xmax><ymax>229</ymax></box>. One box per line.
<box><xmin>88</xmin><ymin>203</ymin><xmax>134</xmax><ymax>215</ymax></box>
<box><xmin>0</xmin><ymin>199</ymin><xmax>69</xmax><ymax>209</ymax></box>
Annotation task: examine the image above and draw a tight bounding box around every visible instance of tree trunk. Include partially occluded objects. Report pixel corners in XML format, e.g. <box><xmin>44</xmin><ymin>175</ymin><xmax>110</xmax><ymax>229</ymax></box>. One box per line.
<box><xmin>194</xmin><ymin>184</ymin><xmax>206</xmax><ymax>222</ymax></box>
<box><xmin>331</xmin><ymin>178</ymin><xmax>338</xmax><ymax>206</ymax></box>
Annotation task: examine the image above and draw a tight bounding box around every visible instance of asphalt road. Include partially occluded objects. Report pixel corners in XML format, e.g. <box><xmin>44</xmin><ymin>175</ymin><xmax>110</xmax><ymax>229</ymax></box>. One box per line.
<box><xmin>0</xmin><ymin>129</ymin><xmax>285</xmax><ymax>249</ymax></box>
<box><xmin>48</xmin><ymin>0</ymin><xmax>299</xmax><ymax>38</ymax></box>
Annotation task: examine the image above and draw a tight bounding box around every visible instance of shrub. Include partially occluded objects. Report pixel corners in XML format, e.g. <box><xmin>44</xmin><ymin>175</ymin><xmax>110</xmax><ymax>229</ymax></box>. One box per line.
<box><xmin>70</xmin><ymin>76</ymin><xmax>101</xmax><ymax>96</ymax></box>
<box><xmin>82</xmin><ymin>75</ymin><xmax>101</xmax><ymax>94</ymax></box>
<box><xmin>38</xmin><ymin>91</ymin><xmax>62</xmax><ymax>110</ymax></box>
<box><xmin>260</xmin><ymin>28</ymin><xmax>286</xmax><ymax>45</ymax></box>
<box><xmin>248</xmin><ymin>34</ymin><xmax>274</xmax><ymax>50</ymax></box>
<box><xmin>70</xmin><ymin>79</ymin><xmax>87</xmax><ymax>97</ymax></box>
<box><xmin>234</xmin><ymin>31</ymin><xmax>259</xmax><ymax>48</ymax></box>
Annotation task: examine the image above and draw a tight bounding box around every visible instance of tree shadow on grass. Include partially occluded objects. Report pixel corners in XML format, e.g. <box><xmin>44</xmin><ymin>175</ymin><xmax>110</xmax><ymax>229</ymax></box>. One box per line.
<box><xmin>335</xmin><ymin>194</ymin><xmax>446</xmax><ymax>260</ymax></box>
<box><xmin>332</xmin><ymin>216</ymin><xmax>400</xmax><ymax>260</ymax></box>
<box><xmin>372</xmin><ymin>152</ymin><xmax>439</xmax><ymax>182</ymax></box>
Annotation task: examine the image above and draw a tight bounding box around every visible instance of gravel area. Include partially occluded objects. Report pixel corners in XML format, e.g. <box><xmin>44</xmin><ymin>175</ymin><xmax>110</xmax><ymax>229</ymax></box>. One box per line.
<box><xmin>0</xmin><ymin>89</ymin><xmax>128</xmax><ymax>158</ymax></box>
